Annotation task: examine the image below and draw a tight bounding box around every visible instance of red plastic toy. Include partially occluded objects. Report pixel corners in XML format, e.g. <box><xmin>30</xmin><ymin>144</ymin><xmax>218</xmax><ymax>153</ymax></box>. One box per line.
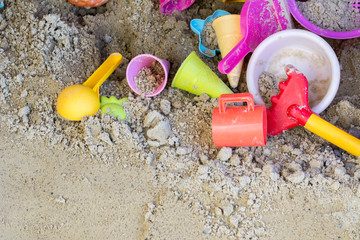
<box><xmin>267</xmin><ymin>65</ymin><xmax>360</xmax><ymax>156</ymax></box>
<box><xmin>68</xmin><ymin>0</ymin><xmax>108</xmax><ymax>8</ymax></box>
<box><xmin>212</xmin><ymin>93</ymin><xmax>267</xmax><ymax>147</ymax></box>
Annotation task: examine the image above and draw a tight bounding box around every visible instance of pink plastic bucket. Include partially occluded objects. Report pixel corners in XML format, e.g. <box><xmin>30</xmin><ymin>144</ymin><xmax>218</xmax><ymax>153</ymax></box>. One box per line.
<box><xmin>126</xmin><ymin>54</ymin><xmax>170</xmax><ymax>97</ymax></box>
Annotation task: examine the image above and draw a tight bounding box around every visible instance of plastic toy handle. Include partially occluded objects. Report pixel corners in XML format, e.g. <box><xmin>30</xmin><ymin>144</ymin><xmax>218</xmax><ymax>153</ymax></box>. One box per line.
<box><xmin>218</xmin><ymin>39</ymin><xmax>251</xmax><ymax>74</ymax></box>
<box><xmin>83</xmin><ymin>53</ymin><xmax>123</xmax><ymax>96</ymax></box>
<box><xmin>304</xmin><ymin>114</ymin><xmax>360</xmax><ymax>157</ymax></box>
<box><xmin>190</xmin><ymin>19</ymin><xmax>204</xmax><ymax>35</ymax></box>
<box><xmin>218</xmin><ymin>93</ymin><xmax>255</xmax><ymax>114</ymax></box>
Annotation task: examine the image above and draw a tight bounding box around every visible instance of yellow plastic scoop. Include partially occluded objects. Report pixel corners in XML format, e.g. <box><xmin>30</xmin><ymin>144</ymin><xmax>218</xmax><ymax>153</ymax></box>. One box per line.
<box><xmin>56</xmin><ymin>53</ymin><xmax>122</xmax><ymax>121</ymax></box>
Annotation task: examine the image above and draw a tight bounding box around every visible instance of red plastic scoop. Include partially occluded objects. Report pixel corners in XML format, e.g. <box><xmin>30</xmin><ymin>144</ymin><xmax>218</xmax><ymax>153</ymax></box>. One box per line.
<box><xmin>267</xmin><ymin>65</ymin><xmax>360</xmax><ymax>157</ymax></box>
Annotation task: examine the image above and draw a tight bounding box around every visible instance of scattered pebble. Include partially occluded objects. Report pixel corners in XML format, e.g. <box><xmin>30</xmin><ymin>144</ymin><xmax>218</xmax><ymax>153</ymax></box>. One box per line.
<box><xmin>18</xmin><ymin>106</ymin><xmax>30</xmax><ymax>117</ymax></box>
<box><xmin>203</xmin><ymin>226</ymin><xmax>212</xmax><ymax>234</ymax></box>
<box><xmin>160</xmin><ymin>99</ymin><xmax>171</xmax><ymax>115</ymax></box>
<box><xmin>220</xmin><ymin>200</ymin><xmax>234</xmax><ymax>217</ymax></box>
<box><xmin>217</xmin><ymin>147</ymin><xmax>232</xmax><ymax>161</ymax></box>
<box><xmin>285</xmin><ymin>171</ymin><xmax>305</xmax><ymax>184</ymax></box>
<box><xmin>229</xmin><ymin>154</ymin><xmax>240</xmax><ymax>166</ymax></box>
<box><xmin>146</xmin><ymin>120</ymin><xmax>172</xmax><ymax>145</ymax></box>
<box><xmin>104</xmin><ymin>34</ymin><xmax>112</xmax><ymax>43</ymax></box>
<box><xmin>176</xmin><ymin>146</ymin><xmax>193</xmax><ymax>155</ymax></box>
<box><xmin>334</xmin><ymin>166</ymin><xmax>347</xmax><ymax>178</ymax></box>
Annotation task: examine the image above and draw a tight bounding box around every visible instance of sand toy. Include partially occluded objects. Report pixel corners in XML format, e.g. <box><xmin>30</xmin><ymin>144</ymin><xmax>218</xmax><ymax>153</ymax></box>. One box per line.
<box><xmin>267</xmin><ymin>65</ymin><xmax>360</xmax><ymax>157</ymax></box>
<box><xmin>212</xmin><ymin>14</ymin><xmax>244</xmax><ymax>88</ymax></box>
<box><xmin>68</xmin><ymin>0</ymin><xmax>108</xmax><ymax>8</ymax></box>
<box><xmin>57</xmin><ymin>53</ymin><xmax>122</xmax><ymax>121</ymax></box>
<box><xmin>100</xmin><ymin>96</ymin><xmax>127</xmax><ymax>119</ymax></box>
<box><xmin>159</xmin><ymin>0</ymin><xmax>195</xmax><ymax>15</ymax></box>
<box><xmin>190</xmin><ymin>10</ymin><xmax>230</xmax><ymax>58</ymax></box>
<box><xmin>212</xmin><ymin>93</ymin><xmax>267</xmax><ymax>147</ymax></box>
<box><xmin>218</xmin><ymin>0</ymin><xmax>293</xmax><ymax>74</ymax></box>
<box><xmin>126</xmin><ymin>54</ymin><xmax>170</xmax><ymax>97</ymax></box>
<box><xmin>172</xmin><ymin>52</ymin><xmax>233</xmax><ymax>98</ymax></box>
<box><xmin>246</xmin><ymin>29</ymin><xmax>340</xmax><ymax>114</ymax></box>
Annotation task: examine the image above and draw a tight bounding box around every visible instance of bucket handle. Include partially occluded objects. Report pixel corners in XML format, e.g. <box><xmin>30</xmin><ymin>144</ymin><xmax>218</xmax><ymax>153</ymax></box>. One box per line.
<box><xmin>218</xmin><ymin>93</ymin><xmax>255</xmax><ymax>113</ymax></box>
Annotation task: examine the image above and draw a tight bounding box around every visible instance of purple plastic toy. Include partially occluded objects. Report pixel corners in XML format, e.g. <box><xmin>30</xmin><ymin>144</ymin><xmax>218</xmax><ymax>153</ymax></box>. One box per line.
<box><xmin>126</xmin><ymin>54</ymin><xmax>170</xmax><ymax>97</ymax></box>
<box><xmin>218</xmin><ymin>0</ymin><xmax>293</xmax><ymax>74</ymax></box>
<box><xmin>159</xmin><ymin>0</ymin><xmax>195</xmax><ymax>15</ymax></box>
<box><xmin>287</xmin><ymin>0</ymin><xmax>360</xmax><ymax>39</ymax></box>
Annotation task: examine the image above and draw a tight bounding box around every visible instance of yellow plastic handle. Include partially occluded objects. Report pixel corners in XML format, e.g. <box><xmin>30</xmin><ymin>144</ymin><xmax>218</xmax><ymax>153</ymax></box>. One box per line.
<box><xmin>304</xmin><ymin>114</ymin><xmax>360</xmax><ymax>157</ymax></box>
<box><xmin>83</xmin><ymin>53</ymin><xmax>123</xmax><ymax>96</ymax></box>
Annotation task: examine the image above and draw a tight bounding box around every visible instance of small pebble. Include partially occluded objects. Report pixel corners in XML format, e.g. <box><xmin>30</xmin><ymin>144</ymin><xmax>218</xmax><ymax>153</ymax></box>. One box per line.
<box><xmin>220</xmin><ymin>200</ymin><xmax>234</xmax><ymax>216</ymax></box>
<box><xmin>229</xmin><ymin>214</ymin><xmax>242</xmax><ymax>227</ymax></box>
<box><xmin>160</xmin><ymin>99</ymin><xmax>171</xmax><ymax>115</ymax></box>
<box><xmin>229</xmin><ymin>154</ymin><xmax>240</xmax><ymax>166</ymax></box>
<box><xmin>176</xmin><ymin>146</ymin><xmax>193</xmax><ymax>155</ymax></box>
<box><xmin>104</xmin><ymin>34</ymin><xmax>112</xmax><ymax>43</ymax></box>
<box><xmin>239</xmin><ymin>176</ymin><xmax>251</xmax><ymax>188</ymax></box>
<box><xmin>334</xmin><ymin>166</ymin><xmax>346</xmax><ymax>178</ymax></box>
<box><xmin>18</xmin><ymin>106</ymin><xmax>30</xmax><ymax>117</ymax></box>
<box><xmin>285</xmin><ymin>171</ymin><xmax>305</xmax><ymax>184</ymax></box>
<box><xmin>146</xmin><ymin>120</ymin><xmax>172</xmax><ymax>144</ymax></box>
<box><xmin>20</xmin><ymin>89</ymin><xmax>28</xmax><ymax>98</ymax></box>
<box><xmin>203</xmin><ymin>226</ymin><xmax>212</xmax><ymax>234</ymax></box>
<box><xmin>217</xmin><ymin>147</ymin><xmax>232</xmax><ymax>161</ymax></box>
<box><xmin>354</xmin><ymin>169</ymin><xmax>360</xmax><ymax>180</ymax></box>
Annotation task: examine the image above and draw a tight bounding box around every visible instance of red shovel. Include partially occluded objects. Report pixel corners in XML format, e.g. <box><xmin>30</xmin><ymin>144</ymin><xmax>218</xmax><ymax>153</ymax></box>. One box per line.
<box><xmin>267</xmin><ymin>65</ymin><xmax>360</xmax><ymax>157</ymax></box>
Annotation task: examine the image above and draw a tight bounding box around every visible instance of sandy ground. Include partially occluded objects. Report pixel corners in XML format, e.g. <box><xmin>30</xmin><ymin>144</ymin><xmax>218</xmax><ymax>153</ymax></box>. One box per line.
<box><xmin>0</xmin><ymin>0</ymin><xmax>360</xmax><ymax>239</ymax></box>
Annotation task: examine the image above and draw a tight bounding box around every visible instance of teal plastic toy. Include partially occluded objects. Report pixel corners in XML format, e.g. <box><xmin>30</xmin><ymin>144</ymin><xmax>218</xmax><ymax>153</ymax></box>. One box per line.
<box><xmin>190</xmin><ymin>10</ymin><xmax>230</xmax><ymax>57</ymax></box>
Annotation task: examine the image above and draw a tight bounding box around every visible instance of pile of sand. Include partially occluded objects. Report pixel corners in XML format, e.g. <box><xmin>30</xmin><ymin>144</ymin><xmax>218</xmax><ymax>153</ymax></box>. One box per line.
<box><xmin>0</xmin><ymin>1</ymin><xmax>359</xmax><ymax>239</ymax></box>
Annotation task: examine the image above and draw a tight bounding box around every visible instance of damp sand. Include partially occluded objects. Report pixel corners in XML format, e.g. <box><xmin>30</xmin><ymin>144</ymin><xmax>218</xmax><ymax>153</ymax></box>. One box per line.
<box><xmin>134</xmin><ymin>61</ymin><xmax>165</xmax><ymax>95</ymax></box>
<box><xmin>201</xmin><ymin>21</ymin><xmax>218</xmax><ymax>49</ymax></box>
<box><xmin>297</xmin><ymin>0</ymin><xmax>360</xmax><ymax>32</ymax></box>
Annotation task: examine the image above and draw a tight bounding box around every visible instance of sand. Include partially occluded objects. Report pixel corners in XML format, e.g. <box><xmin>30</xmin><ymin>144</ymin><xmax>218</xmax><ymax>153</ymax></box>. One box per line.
<box><xmin>297</xmin><ymin>0</ymin><xmax>360</xmax><ymax>32</ymax></box>
<box><xmin>134</xmin><ymin>61</ymin><xmax>165</xmax><ymax>95</ymax></box>
<box><xmin>201</xmin><ymin>21</ymin><xmax>218</xmax><ymax>50</ymax></box>
<box><xmin>258</xmin><ymin>71</ymin><xmax>279</xmax><ymax>108</ymax></box>
<box><xmin>0</xmin><ymin>0</ymin><xmax>360</xmax><ymax>239</ymax></box>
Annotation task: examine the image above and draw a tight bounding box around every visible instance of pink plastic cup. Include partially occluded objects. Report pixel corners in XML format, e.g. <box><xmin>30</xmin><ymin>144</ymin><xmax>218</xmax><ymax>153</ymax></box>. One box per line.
<box><xmin>126</xmin><ymin>54</ymin><xmax>170</xmax><ymax>97</ymax></box>
<box><xmin>159</xmin><ymin>0</ymin><xmax>195</xmax><ymax>15</ymax></box>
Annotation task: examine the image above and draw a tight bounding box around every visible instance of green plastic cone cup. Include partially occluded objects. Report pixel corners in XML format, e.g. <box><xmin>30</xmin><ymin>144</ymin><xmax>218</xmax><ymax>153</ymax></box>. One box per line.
<box><xmin>172</xmin><ymin>52</ymin><xmax>233</xmax><ymax>98</ymax></box>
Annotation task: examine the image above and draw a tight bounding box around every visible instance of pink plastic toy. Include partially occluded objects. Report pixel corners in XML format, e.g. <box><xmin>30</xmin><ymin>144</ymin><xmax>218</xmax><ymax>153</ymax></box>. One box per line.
<box><xmin>126</xmin><ymin>54</ymin><xmax>170</xmax><ymax>97</ymax></box>
<box><xmin>287</xmin><ymin>0</ymin><xmax>360</xmax><ymax>39</ymax></box>
<box><xmin>218</xmin><ymin>0</ymin><xmax>293</xmax><ymax>74</ymax></box>
<box><xmin>159</xmin><ymin>0</ymin><xmax>195</xmax><ymax>15</ymax></box>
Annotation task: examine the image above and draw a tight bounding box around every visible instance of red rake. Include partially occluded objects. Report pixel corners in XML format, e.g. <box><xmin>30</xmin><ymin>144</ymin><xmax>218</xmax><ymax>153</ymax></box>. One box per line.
<box><xmin>267</xmin><ymin>65</ymin><xmax>360</xmax><ymax>157</ymax></box>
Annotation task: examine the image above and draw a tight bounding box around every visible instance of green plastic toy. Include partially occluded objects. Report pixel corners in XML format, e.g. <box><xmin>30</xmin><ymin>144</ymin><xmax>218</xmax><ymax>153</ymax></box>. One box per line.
<box><xmin>100</xmin><ymin>96</ymin><xmax>127</xmax><ymax>119</ymax></box>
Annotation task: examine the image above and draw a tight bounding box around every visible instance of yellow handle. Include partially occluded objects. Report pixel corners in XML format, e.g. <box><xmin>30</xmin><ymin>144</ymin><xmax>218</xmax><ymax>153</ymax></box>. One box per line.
<box><xmin>305</xmin><ymin>114</ymin><xmax>360</xmax><ymax>157</ymax></box>
<box><xmin>83</xmin><ymin>53</ymin><xmax>123</xmax><ymax>96</ymax></box>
